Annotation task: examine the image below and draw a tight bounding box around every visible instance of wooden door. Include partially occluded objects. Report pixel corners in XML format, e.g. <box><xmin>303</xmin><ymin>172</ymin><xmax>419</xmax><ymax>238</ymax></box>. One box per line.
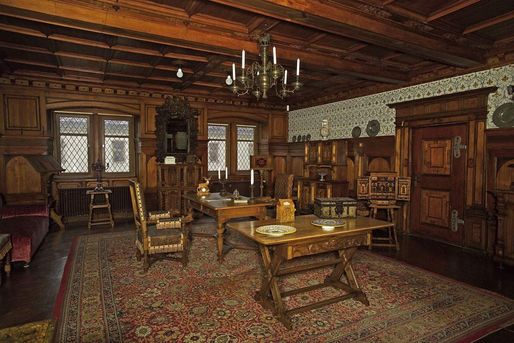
<box><xmin>411</xmin><ymin>124</ymin><xmax>467</xmax><ymax>244</ymax></box>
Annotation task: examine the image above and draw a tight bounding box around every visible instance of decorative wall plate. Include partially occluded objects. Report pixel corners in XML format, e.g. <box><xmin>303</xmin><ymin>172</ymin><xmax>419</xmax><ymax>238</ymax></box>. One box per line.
<box><xmin>306</xmin><ymin>134</ymin><xmax>311</xmax><ymax>141</ymax></box>
<box><xmin>311</xmin><ymin>219</ymin><xmax>345</xmax><ymax>227</ymax></box>
<box><xmin>365</xmin><ymin>120</ymin><xmax>380</xmax><ymax>137</ymax></box>
<box><xmin>256</xmin><ymin>225</ymin><xmax>297</xmax><ymax>236</ymax></box>
<box><xmin>292</xmin><ymin>135</ymin><xmax>297</xmax><ymax>142</ymax></box>
<box><xmin>492</xmin><ymin>103</ymin><xmax>514</xmax><ymax>128</ymax></box>
<box><xmin>301</xmin><ymin>135</ymin><xmax>306</xmax><ymax>141</ymax></box>
<box><xmin>351</xmin><ymin>126</ymin><xmax>361</xmax><ymax>138</ymax></box>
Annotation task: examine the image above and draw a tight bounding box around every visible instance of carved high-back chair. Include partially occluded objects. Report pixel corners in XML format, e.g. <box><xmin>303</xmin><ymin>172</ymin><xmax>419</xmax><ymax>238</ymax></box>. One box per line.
<box><xmin>274</xmin><ymin>174</ymin><xmax>295</xmax><ymax>199</ymax></box>
<box><xmin>129</xmin><ymin>180</ymin><xmax>189</xmax><ymax>271</ymax></box>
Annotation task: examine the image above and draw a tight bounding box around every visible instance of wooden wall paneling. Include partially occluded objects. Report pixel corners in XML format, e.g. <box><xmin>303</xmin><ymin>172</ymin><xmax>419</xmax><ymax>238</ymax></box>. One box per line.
<box><xmin>142</xmin><ymin>103</ymin><xmax>158</xmax><ymax>137</ymax></box>
<box><xmin>368</xmin><ymin>157</ymin><xmax>391</xmax><ymax>172</ymax></box>
<box><xmin>2</xmin><ymin>93</ymin><xmax>46</xmax><ymax>136</ymax></box>
<box><xmin>475</xmin><ymin>121</ymin><xmax>485</xmax><ymax>205</ymax></box>
<box><xmin>195</xmin><ymin>105</ymin><xmax>208</xmax><ymax>140</ymax></box>
<box><xmin>466</xmin><ymin>120</ymin><xmax>477</xmax><ymax>206</ymax></box>
<box><xmin>486</xmin><ymin>128</ymin><xmax>514</xmax><ymax>264</ymax></box>
<box><xmin>269</xmin><ymin>114</ymin><xmax>288</xmax><ymax>142</ymax></box>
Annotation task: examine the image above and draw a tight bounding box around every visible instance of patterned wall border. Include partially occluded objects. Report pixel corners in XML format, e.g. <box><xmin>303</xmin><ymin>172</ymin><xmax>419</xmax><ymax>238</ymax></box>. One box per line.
<box><xmin>288</xmin><ymin>64</ymin><xmax>514</xmax><ymax>141</ymax></box>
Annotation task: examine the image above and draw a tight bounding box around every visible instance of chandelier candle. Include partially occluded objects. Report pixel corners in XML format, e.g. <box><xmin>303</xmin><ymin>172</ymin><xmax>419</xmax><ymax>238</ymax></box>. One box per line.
<box><xmin>242</xmin><ymin>50</ymin><xmax>245</xmax><ymax>69</ymax></box>
<box><xmin>273</xmin><ymin>46</ymin><xmax>277</xmax><ymax>64</ymax></box>
<box><xmin>297</xmin><ymin>58</ymin><xmax>300</xmax><ymax>76</ymax></box>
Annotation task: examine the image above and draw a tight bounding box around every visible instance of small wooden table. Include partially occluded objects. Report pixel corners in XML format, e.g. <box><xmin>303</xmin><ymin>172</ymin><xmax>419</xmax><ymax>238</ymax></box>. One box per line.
<box><xmin>87</xmin><ymin>189</ymin><xmax>114</xmax><ymax>229</ymax></box>
<box><xmin>227</xmin><ymin>214</ymin><xmax>394</xmax><ymax>329</ymax></box>
<box><xmin>369</xmin><ymin>203</ymin><xmax>401</xmax><ymax>251</ymax></box>
<box><xmin>183</xmin><ymin>193</ymin><xmax>271</xmax><ymax>261</ymax></box>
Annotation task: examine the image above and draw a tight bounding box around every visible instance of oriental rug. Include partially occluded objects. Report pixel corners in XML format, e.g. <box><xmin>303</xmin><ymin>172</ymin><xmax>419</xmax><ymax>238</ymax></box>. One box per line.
<box><xmin>54</xmin><ymin>230</ymin><xmax>514</xmax><ymax>343</ymax></box>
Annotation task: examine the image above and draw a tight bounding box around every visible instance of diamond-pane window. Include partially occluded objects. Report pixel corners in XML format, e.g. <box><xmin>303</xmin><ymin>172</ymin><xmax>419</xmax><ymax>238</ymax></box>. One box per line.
<box><xmin>208</xmin><ymin>124</ymin><xmax>227</xmax><ymax>171</ymax></box>
<box><xmin>104</xmin><ymin>119</ymin><xmax>130</xmax><ymax>173</ymax></box>
<box><xmin>58</xmin><ymin>116</ymin><xmax>89</xmax><ymax>173</ymax></box>
<box><xmin>237</xmin><ymin>125</ymin><xmax>255</xmax><ymax>171</ymax></box>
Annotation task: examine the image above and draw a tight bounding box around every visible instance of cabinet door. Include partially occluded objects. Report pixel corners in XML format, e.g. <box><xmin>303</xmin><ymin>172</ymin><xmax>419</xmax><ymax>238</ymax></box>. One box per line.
<box><xmin>321</xmin><ymin>141</ymin><xmax>332</xmax><ymax>164</ymax></box>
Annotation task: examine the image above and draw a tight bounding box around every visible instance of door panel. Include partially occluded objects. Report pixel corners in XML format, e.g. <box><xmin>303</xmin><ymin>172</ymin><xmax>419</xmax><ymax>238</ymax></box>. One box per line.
<box><xmin>411</xmin><ymin>124</ymin><xmax>467</xmax><ymax>244</ymax></box>
<box><xmin>420</xmin><ymin>190</ymin><xmax>450</xmax><ymax>228</ymax></box>
<box><xmin>421</xmin><ymin>139</ymin><xmax>451</xmax><ymax>175</ymax></box>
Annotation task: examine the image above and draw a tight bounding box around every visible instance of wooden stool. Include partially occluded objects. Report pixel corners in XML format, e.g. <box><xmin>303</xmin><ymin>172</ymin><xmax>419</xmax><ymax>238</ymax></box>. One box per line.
<box><xmin>0</xmin><ymin>234</ymin><xmax>12</xmax><ymax>286</ymax></box>
<box><xmin>369</xmin><ymin>204</ymin><xmax>400</xmax><ymax>251</ymax></box>
<box><xmin>87</xmin><ymin>189</ymin><xmax>114</xmax><ymax>229</ymax></box>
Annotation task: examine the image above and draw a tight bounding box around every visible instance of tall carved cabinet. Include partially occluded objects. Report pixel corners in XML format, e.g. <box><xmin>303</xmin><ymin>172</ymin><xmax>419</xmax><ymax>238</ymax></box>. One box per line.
<box><xmin>154</xmin><ymin>96</ymin><xmax>201</xmax><ymax>214</ymax></box>
<box><xmin>157</xmin><ymin>163</ymin><xmax>201</xmax><ymax>214</ymax></box>
<box><xmin>297</xmin><ymin>140</ymin><xmax>348</xmax><ymax>211</ymax></box>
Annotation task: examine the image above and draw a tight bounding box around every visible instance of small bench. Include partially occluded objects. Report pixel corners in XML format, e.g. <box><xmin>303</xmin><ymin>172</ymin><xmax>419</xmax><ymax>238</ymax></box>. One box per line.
<box><xmin>0</xmin><ymin>233</ymin><xmax>12</xmax><ymax>286</ymax></box>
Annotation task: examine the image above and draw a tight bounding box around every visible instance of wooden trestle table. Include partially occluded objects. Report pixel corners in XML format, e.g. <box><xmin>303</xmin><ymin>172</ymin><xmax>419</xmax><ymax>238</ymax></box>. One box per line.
<box><xmin>226</xmin><ymin>214</ymin><xmax>394</xmax><ymax>329</ymax></box>
<box><xmin>183</xmin><ymin>193</ymin><xmax>271</xmax><ymax>261</ymax></box>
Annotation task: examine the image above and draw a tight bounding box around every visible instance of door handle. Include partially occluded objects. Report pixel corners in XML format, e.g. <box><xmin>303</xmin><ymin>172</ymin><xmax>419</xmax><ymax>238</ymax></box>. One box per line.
<box><xmin>451</xmin><ymin>209</ymin><xmax>464</xmax><ymax>232</ymax></box>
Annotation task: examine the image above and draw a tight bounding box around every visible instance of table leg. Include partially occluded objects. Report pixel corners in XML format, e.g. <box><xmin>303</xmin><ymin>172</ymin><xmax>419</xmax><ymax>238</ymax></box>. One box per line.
<box><xmin>216</xmin><ymin>221</ymin><xmax>224</xmax><ymax>262</ymax></box>
<box><xmin>255</xmin><ymin>245</ymin><xmax>290</xmax><ymax>329</ymax></box>
<box><xmin>325</xmin><ymin>247</ymin><xmax>369</xmax><ymax>306</ymax></box>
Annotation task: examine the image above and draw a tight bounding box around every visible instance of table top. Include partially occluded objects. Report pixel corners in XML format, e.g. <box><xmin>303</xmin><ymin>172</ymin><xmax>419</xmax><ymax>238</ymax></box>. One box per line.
<box><xmin>183</xmin><ymin>192</ymin><xmax>273</xmax><ymax>210</ymax></box>
<box><xmin>226</xmin><ymin>214</ymin><xmax>394</xmax><ymax>246</ymax></box>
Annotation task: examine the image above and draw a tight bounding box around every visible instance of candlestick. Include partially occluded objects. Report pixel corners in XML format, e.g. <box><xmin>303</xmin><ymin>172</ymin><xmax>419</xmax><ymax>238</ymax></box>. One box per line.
<box><xmin>250</xmin><ymin>183</ymin><xmax>255</xmax><ymax>199</ymax></box>
<box><xmin>219</xmin><ymin>179</ymin><xmax>227</xmax><ymax>196</ymax></box>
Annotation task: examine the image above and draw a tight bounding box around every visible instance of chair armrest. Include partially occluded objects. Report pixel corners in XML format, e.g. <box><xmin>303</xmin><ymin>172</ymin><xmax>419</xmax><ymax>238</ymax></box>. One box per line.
<box><xmin>156</xmin><ymin>217</ymin><xmax>182</xmax><ymax>230</ymax></box>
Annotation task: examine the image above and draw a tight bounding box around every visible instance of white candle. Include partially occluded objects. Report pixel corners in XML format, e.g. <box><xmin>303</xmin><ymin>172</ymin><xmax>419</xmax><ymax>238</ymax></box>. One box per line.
<box><xmin>250</xmin><ymin>169</ymin><xmax>254</xmax><ymax>185</ymax></box>
<box><xmin>296</xmin><ymin>58</ymin><xmax>300</xmax><ymax>76</ymax></box>
<box><xmin>232</xmin><ymin>63</ymin><xmax>236</xmax><ymax>80</ymax></box>
<box><xmin>286</xmin><ymin>105</ymin><xmax>289</xmax><ymax>111</ymax></box>
<box><xmin>225</xmin><ymin>167</ymin><xmax>228</xmax><ymax>179</ymax></box>
<box><xmin>218</xmin><ymin>169</ymin><xmax>221</xmax><ymax>179</ymax></box>
<box><xmin>284</xmin><ymin>69</ymin><xmax>287</xmax><ymax>84</ymax></box>
<box><xmin>242</xmin><ymin>50</ymin><xmax>245</xmax><ymax>69</ymax></box>
<box><xmin>273</xmin><ymin>46</ymin><xmax>276</xmax><ymax>64</ymax></box>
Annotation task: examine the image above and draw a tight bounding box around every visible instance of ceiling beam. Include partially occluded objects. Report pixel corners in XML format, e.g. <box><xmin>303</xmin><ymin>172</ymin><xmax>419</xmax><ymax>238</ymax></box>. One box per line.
<box><xmin>427</xmin><ymin>0</ymin><xmax>482</xmax><ymax>22</ymax></box>
<box><xmin>463</xmin><ymin>10</ymin><xmax>514</xmax><ymax>34</ymax></box>
<box><xmin>208</xmin><ymin>0</ymin><xmax>484</xmax><ymax>67</ymax></box>
<box><xmin>0</xmin><ymin>0</ymin><xmax>408</xmax><ymax>83</ymax></box>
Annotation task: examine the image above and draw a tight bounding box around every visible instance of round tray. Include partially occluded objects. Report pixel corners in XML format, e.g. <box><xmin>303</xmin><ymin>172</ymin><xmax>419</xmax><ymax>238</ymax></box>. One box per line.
<box><xmin>255</xmin><ymin>225</ymin><xmax>296</xmax><ymax>237</ymax></box>
<box><xmin>311</xmin><ymin>219</ymin><xmax>345</xmax><ymax>227</ymax></box>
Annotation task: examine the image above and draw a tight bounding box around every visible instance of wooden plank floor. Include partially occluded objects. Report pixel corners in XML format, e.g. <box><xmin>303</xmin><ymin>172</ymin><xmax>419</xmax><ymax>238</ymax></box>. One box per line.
<box><xmin>0</xmin><ymin>218</ymin><xmax>513</xmax><ymax>342</ymax></box>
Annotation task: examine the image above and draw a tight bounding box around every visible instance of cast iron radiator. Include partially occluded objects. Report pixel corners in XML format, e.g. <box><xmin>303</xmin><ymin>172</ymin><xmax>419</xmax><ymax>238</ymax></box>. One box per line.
<box><xmin>58</xmin><ymin>186</ymin><xmax>132</xmax><ymax>217</ymax></box>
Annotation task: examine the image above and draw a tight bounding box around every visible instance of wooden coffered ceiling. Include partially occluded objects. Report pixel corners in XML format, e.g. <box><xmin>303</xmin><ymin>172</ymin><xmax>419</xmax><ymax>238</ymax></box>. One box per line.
<box><xmin>0</xmin><ymin>0</ymin><xmax>513</xmax><ymax>108</ymax></box>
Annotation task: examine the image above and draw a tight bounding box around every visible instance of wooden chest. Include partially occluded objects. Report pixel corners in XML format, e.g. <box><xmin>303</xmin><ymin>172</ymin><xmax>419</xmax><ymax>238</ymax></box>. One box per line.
<box><xmin>314</xmin><ymin>197</ymin><xmax>357</xmax><ymax>218</ymax></box>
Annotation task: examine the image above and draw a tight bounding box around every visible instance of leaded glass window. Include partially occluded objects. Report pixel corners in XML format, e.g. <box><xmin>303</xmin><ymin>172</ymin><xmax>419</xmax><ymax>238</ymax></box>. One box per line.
<box><xmin>103</xmin><ymin>118</ymin><xmax>131</xmax><ymax>173</ymax></box>
<box><xmin>237</xmin><ymin>125</ymin><xmax>255</xmax><ymax>171</ymax></box>
<box><xmin>58</xmin><ymin>115</ymin><xmax>90</xmax><ymax>173</ymax></box>
<box><xmin>208</xmin><ymin>124</ymin><xmax>227</xmax><ymax>171</ymax></box>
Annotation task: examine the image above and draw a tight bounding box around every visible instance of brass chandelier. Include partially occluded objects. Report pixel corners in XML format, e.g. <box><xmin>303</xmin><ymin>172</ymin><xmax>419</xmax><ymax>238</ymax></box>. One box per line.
<box><xmin>226</xmin><ymin>34</ymin><xmax>302</xmax><ymax>100</ymax></box>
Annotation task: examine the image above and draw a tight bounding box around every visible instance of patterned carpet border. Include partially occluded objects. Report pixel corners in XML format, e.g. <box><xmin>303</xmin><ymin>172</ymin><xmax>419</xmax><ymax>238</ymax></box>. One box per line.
<box><xmin>53</xmin><ymin>230</ymin><xmax>514</xmax><ymax>343</ymax></box>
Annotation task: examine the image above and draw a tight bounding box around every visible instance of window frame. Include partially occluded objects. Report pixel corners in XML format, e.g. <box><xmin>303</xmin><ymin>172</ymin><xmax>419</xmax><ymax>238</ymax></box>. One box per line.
<box><xmin>236</xmin><ymin>124</ymin><xmax>256</xmax><ymax>171</ymax></box>
<box><xmin>54</xmin><ymin>110</ymin><xmax>136</xmax><ymax>178</ymax></box>
<box><xmin>207</xmin><ymin>123</ymin><xmax>229</xmax><ymax>173</ymax></box>
<box><xmin>207</xmin><ymin>121</ymin><xmax>257</xmax><ymax>177</ymax></box>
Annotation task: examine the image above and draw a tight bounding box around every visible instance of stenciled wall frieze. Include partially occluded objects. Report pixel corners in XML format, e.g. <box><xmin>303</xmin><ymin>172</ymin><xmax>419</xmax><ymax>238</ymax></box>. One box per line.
<box><xmin>288</xmin><ymin>64</ymin><xmax>514</xmax><ymax>141</ymax></box>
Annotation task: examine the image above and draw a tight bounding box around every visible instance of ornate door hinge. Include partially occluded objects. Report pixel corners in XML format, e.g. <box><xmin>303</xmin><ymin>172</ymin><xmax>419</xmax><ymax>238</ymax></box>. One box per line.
<box><xmin>451</xmin><ymin>209</ymin><xmax>464</xmax><ymax>232</ymax></box>
<box><xmin>453</xmin><ymin>136</ymin><xmax>467</xmax><ymax>158</ymax></box>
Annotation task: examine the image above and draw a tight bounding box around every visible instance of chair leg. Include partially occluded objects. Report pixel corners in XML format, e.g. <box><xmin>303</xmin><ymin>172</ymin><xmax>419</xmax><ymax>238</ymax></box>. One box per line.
<box><xmin>136</xmin><ymin>248</ymin><xmax>142</xmax><ymax>261</ymax></box>
<box><xmin>5</xmin><ymin>250</ymin><xmax>11</xmax><ymax>276</ymax></box>
<box><xmin>143</xmin><ymin>252</ymin><xmax>150</xmax><ymax>272</ymax></box>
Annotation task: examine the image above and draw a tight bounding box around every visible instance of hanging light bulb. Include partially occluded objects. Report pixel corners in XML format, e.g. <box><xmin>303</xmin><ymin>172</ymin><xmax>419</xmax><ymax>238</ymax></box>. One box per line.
<box><xmin>225</xmin><ymin>74</ymin><xmax>233</xmax><ymax>85</ymax></box>
<box><xmin>176</xmin><ymin>67</ymin><xmax>183</xmax><ymax>78</ymax></box>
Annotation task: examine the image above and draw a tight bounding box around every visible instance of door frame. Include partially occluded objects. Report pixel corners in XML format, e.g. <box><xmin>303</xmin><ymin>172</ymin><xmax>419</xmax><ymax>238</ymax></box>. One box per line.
<box><xmin>388</xmin><ymin>87</ymin><xmax>497</xmax><ymax>249</ymax></box>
